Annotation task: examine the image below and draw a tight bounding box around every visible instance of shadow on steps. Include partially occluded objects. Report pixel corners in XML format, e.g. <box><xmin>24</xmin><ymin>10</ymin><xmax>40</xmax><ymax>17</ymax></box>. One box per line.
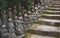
<box><xmin>27</xmin><ymin>29</ymin><xmax>60</xmax><ymax>37</ymax></box>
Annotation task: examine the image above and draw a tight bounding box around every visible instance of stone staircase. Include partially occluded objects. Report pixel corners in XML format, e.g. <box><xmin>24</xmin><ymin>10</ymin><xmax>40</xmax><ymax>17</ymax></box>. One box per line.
<box><xmin>26</xmin><ymin>0</ymin><xmax>60</xmax><ymax>38</ymax></box>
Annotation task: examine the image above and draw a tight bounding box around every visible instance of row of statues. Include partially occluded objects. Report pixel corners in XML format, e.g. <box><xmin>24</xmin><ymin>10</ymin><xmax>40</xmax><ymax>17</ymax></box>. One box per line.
<box><xmin>0</xmin><ymin>0</ymin><xmax>52</xmax><ymax>38</ymax></box>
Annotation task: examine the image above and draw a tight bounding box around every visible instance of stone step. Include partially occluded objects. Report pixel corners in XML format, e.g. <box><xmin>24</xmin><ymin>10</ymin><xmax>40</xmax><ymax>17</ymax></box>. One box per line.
<box><xmin>28</xmin><ymin>34</ymin><xmax>56</xmax><ymax>38</ymax></box>
<box><xmin>42</xmin><ymin>14</ymin><xmax>60</xmax><ymax>17</ymax></box>
<box><xmin>49</xmin><ymin>6</ymin><xmax>60</xmax><ymax>8</ymax></box>
<box><xmin>41</xmin><ymin>16</ymin><xmax>60</xmax><ymax>20</ymax></box>
<box><xmin>41</xmin><ymin>14</ymin><xmax>60</xmax><ymax>19</ymax></box>
<box><xmin>52</xmin><ymin>0</ymin><xmax>60</xmax><ymax>2</ymax></box>
<box><xmin>52</xmin><ymin>0</ymin><xmax>60</xmax><ymax>1</ymax></box>
<box><xmin>42</xmin><ymin>11</ymin><xmax>60</xmax><ymax>14</ymax></box>
<box><xmin>49</xmin><ymin>5</ymin><xmax>60</xmax><ymax>8</ymax></box>
<box><xmin>34</xmin><ymin>18</ymin><xmax>60</xmax><ymax>26</ymax></box>
<box><xmin>44</xmin><ymin>10</ymin><xmax>60</xmax><ymax>14</ymax></box>
<box><xmin>41</xmin><ymin>14</ymin><xmax>60</xmax><ymax>20</ymax></box>
<box><xmin>52</xmin><ymin>1</ymin><xmax>60</xmax><ymax>4</ymax></box>
<box><xmin>29</xmin><ymin>25</ymin><xmax>60</xmax><ymax>32</ymax></box>
<box><xmin>52</xmin><ymin>2</ymin><xmax>60</xmax><ymax>4</ymax></box>
<box><xmin>51</xmin><ymin>3</ymin><xmax>60</xmax><ymax>5</ymax></box>
<box><xmin>46</xmin><ymin>7</ymin><xmax>60</xmax><ymax>11</ymax></box>
<box><xmin>28</xmin><ymin>25</ymin><xmax>60</xmax><ymax>37</ymax></box>
<box><xmin>45</xmin><ymin>10</ymin><xmax>60</xmax><ymax>12</ymax></box>
<box><xmin>38</xmin><ymin>18</ymin><xmax>60</xmax><ymax>23</ymax></box>
<box><xmin>50</xmin><ymin>2</ymin><xmax>60</xmax><ymax>5</ymax></box>
<box><xmin>50</xmin><ymin>5</ymin><xmax>60</xmax><ymax>6</ymax></box>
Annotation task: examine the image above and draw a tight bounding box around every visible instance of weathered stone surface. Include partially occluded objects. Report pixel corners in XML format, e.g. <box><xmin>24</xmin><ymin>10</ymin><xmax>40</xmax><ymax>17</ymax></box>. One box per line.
<box><xmin>30</xmin><ymin>34</ymin><xmax>55</xmax><ymax>38</ymax></box>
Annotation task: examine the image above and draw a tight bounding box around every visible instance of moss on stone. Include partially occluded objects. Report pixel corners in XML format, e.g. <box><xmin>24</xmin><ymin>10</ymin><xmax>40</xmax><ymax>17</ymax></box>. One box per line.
<box><xmin>25</xmin><ymin>33</ymin><xmax>32</xmax><ymax>38</ymax></box>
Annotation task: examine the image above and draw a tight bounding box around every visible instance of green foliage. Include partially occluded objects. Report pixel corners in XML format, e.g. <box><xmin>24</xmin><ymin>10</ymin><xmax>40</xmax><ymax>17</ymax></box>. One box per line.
<box><xmin>0</xmin><ymin>0</ymin><xmax>32</xmax><ymax>10</ymax></box>
<box><xmin>0</xmin><ymin>0</ymin><xmax>7</xmax><ymax>10</ymax></box>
